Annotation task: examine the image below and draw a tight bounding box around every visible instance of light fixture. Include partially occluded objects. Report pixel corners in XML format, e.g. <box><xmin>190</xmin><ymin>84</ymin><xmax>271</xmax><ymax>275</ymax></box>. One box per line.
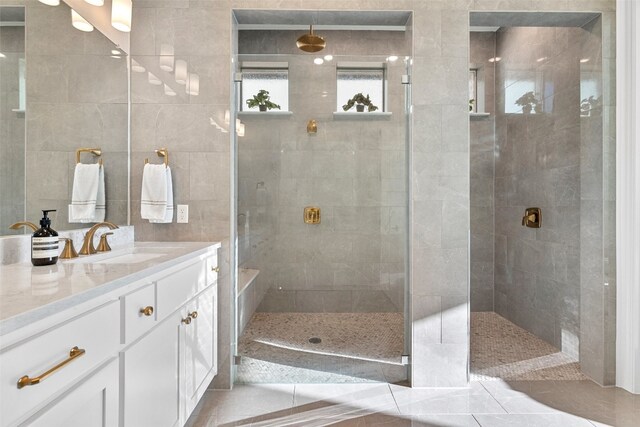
<box><xmin>296</xmin><ymin>25</ymin><xmax>326</xmax><ymax>53</ymax></box>
<box><xmin>488</xmin><ymin>56</ymin><xmax>501</xmax><ymax>63</ymax></box>
<box><xmin>387</xmin><ymin>55</ymin><xmax>398</xmax><ymax>62</ymax></box>
<box><xmin>580</xmin><ymin>58</ymin><xmax>590</xmax><ymax>63</ymax></box>
<box><xmin>314</xmin><ymin>57</ymin><xmax>324</xmax><ymax>65</ymax></box>
<box><xmin>238</xmin><ymin>123</ymin><xmax>245</xmax><ymax>137</ymax></box>
<box><xmin>160</xmin><ymin>44</ymin><xmax>174</xmax><ymax>72</ymax></box>
<box><xmin>84</xmin><ymin>0</ymin><xmax>104</xmax><ymax>5</ymax></box>
<box><xmin>536</xmin><ymin>57</ymin><xmax>547</xmax><ymax>62</ymax></box>
<box><xmin>148</xmin><ymin>72</ymin><xmax>162</xmax><ymax>85</ymax></box>
<box><xmin>111</xmin><ymin>0</ymin><xmax>132</xmax><ymax>32</ymax></box>
<box><xmin>175</xmin><ymin>60</ymin><xmax>188</xmax><ymax>84</ymax></box>
<box><xmin>164</xmin><ymin>84</ymin><xmax>176</xmax><ymax>96</ymax></box>
<box><xmin>71</xmin><ymin>10</ymin><xmax>94</xmax><ymax>32</ymax></box>
<box><xmin>187</xmin><ymin>73</ymin><xmax>199</xmax><ymax>96</ymax></box>
<box><xmin>324</xmin><ymin>55</ymin><xmax>333</xmax><ymax>61</ymax></box>
<box><xmin>38</xmin><ymin>0</ymin><xmax>60</xmax><ymax>5</ymax></box>
<box><xmin>224</xmin><ymin>110</ymin><xmax>230</xmax><ymax>125</ymax></box>
<box><xmin>0</xmin><ymin>52</ymin><xmax>5</xmax><ymax>58</ymax></box>
<box><xmin>131</xmin><ymin>59</ymin><xmax>145</xmax><ymax>73</ymax></box>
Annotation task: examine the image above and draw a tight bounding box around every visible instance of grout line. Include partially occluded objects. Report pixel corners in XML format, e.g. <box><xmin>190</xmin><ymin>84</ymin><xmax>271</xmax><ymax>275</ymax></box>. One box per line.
<box><xmin>478</xmin><ymin>381</ymin><xmax>510</xmax><ymax>414</ymax></box>
<box><xmin>471</xmin><ymin>414</ymin><xmax>483</xmax><ymax>426</ymax></box>
<box><xmin>387</xmin><ymin>383</ymin><xmax>402</xmax><ymax>414</ymax></box>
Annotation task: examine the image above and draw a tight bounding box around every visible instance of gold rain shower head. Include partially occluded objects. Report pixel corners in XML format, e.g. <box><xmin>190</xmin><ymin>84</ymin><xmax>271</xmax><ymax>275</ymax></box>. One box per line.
<box><xmin>296</xmin><ymin>25</ymin><xmax>326</xmax><ymax>53</ymax></box>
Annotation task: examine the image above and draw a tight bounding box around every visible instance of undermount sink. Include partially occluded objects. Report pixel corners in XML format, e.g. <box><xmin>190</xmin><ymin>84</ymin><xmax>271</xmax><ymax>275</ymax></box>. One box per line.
<box><xmin>67</xmin><ymin>247</ymin><xmax>168</xmax><ymax>264</ymax></box>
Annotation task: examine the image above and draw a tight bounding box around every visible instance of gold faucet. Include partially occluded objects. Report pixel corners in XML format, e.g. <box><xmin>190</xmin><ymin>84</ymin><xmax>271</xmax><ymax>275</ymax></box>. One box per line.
<box><xmin>79</xmin><ymin>222</ymin><xmax>119</xmax><ymax>255</ymax></box>
<box><xmin>9</xmin><ymin>222</ymin><xmax>38</xmax><ymax>232</ymax></box>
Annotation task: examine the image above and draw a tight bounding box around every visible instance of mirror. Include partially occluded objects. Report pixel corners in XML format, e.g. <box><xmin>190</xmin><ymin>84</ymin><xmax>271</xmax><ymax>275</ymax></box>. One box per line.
<box><xmin>0</xmin><ymin>1</ymin><xmax>129</xmax><ymax>236</ymax></box>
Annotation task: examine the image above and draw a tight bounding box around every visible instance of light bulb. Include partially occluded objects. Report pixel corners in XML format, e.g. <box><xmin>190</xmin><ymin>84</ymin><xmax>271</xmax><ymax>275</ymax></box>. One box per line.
<box><xmin>187</xmin><ymin>73</ymin><xmax>199</xmax><ymax>96</ymax></box>
<box><xmin>71</xmin><ymin>10</ymin><xmax>94</xmax><ymax>32</ymax></box>
<box><xmin>175</xmin><ymin>60</ymin><xmax>187</xmax><ymax>84</ymax></box>
<box><xmin>159</xmin><ymin>44</ymin><xmax>174</xmax><ymax>72</ymax></box>
<box><xmin>164</xmin><ymin>84</ymin><xmax>177</xmax><ymax>96</ymax></box>
<box><xmin>324</xmin><ymin>55</ymin><xmax>333</xmax><ymax>61</ymax></box>
<box><xmin>131</xmin><ymin>59</ymin><xmax>145</xmax><ymax>73</ymax></box>
<box><xmin>238</xmin><ymin>123</ymin><xmax>245</xmax><ymax>137</ymax></box>
<box><xmin>314</xmin><ymin>57</ymin><xmax>324</xmax><ymax>65</ymax></box>
<box><xmin>111</xmin><ymin>0</ymin><xmax>132</xmax><ymax>32</ymax></box>
<box><xmin>148</xmin><ymin>72</ymin><xmax>162</xmax><ymax>85</ymax></box>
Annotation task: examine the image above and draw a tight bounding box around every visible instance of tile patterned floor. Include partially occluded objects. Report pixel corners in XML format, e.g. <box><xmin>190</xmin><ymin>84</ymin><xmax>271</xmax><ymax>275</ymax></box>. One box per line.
<box><xmin>471</xmin><ymin>312</ymin><xmax>588</xmax><ymax>381</ymax></box>
<box><xmin>237</xmin><ymin>313</ymin><xmax>406</xmax><ymax>384</ymax></box>
<box><xmin>185</xmin><ymin>381</ymin><xmax>640</xmax><ymax>426</ymax></box>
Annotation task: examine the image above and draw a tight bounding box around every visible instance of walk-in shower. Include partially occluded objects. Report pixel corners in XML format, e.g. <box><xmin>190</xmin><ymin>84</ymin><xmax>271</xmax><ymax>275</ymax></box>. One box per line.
<box><xmin>231</xmin><ymin>11</ymin><xmax>413</xmax><ymax>383</ymax></box>
<box><xmin>469</xmin><ymin>12</ymin><xmax>615</xmax><ymax>384</ymax></box>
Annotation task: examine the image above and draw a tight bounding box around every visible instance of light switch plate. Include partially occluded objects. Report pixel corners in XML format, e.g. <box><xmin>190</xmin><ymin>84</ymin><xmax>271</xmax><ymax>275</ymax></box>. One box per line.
<box><xmin>177</xmin><ymin>205</ymin><xmax>189</xmax><ymax>223</ymax></box>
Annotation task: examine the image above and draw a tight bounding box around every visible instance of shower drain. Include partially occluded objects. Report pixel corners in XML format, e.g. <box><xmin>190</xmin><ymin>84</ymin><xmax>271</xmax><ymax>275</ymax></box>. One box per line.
<box><xmin>308</xmin><ymin>337</ymin><xmax>322</xmax><ymax>344</ymax></box>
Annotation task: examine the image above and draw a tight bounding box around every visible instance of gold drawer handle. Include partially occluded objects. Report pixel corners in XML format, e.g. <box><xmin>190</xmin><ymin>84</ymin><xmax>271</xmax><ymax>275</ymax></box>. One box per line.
<box><xmin>17</xmin><ymin>346</ymin><xmax>86</xmax><ymax>389</ymax></box>
<box><xmin>181</xmin><ymin>316</ymin><xmax>192</xmax><ymax>325</ymax></box>
<box><xmin>140</xmin><ymin>306</ymin><xmax>154</xmax><ymax>317</ymax></box>
<box><xmin>189</xmin><ymin>311</ymin><xmax>198</xmax><ymax>319</ymax></box>
<box><xmin>211</xmin><ymin>266</ymin><xmax>219</xmax><ymax>273</ymax></box>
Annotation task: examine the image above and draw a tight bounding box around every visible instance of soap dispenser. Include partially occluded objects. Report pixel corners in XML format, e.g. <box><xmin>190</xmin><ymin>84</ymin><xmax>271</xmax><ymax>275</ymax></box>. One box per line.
<box><xmin>31</xmin><ymin>210</ymin><xmax>59</xmax><ymax>266</ymax></box>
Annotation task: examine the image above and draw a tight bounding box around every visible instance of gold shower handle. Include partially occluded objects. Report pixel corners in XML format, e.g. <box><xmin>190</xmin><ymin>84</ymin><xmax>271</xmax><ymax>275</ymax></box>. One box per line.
<box><xmin>522</xmin><ymin>213</ymin><xmax>536</xmax><ymax>225</ymax></box>
<box><xmin>522</xmin><ymin>208</ymin><xmax>542</xmax><ymax>228</ymax></box>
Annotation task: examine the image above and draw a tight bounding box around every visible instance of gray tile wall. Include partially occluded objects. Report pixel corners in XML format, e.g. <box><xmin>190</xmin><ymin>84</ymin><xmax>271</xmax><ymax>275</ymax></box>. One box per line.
<box><xmin>128</xmin><ymin>0</ymin><xmax>616</xmax><ymax>389</ymax></box>
<box><xmin>23</xmin><ymin>1</ymin><xmax>129</xmax><ymax>230</ymax></box>
<box><xmin>236</xmin><ymin>39</ymin><xmax>408</xmax><ymax>314</ymax></box>
<box><xmin>470</xmin><ymin>32</ymin><xmax>496</xmax><ymax>312</ymax></box>
<box><xmin>0</xmin><ymin>26</ymin><xmax>25</xmax><ymax>234</ymax></box>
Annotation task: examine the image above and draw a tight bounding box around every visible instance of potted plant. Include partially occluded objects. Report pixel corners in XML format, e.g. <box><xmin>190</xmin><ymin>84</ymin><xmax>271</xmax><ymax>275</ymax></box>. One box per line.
<box><xmin>515</xmin><ymin>91</ymin><xmax>541</xmax><ymax>114</ymax></box>
<box><xmin>342</xmin><ymin>93</ymin><xmax>379</xmax><ymax>112</ymax></box>
<box><xmin>469</xmin><ymin>99</ymin><xmax>475</xmax><ymax>112</ymax></box>
<box><xmin>246</xmin><ymin>89</ymin><xmax>281</xmax><ymax>112</ymax></box>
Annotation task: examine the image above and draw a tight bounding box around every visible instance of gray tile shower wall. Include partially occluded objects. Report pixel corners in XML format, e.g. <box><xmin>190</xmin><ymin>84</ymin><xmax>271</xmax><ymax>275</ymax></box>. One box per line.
<box><xmin>493</xmin><ymin>25</ymin><xmax>597</xmax><ymax>362</ymax></box>
<box><xmin>470</xmin><ymin>32</ymin><xmax>496</xmax><ymax>312</ymax></box>
<box><xmin>127</xmin><ymin>0</ymin><xmax>616</xmax><ymax>389</ymax></box>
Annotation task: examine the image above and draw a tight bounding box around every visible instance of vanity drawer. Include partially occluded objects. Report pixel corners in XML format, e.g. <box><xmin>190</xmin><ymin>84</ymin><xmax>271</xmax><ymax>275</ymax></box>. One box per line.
<box><xmin>122</xmin><ymin>284</ymin><xmax>156</xmax><ymax>344</ymax></box>
<box><xmin>205</xmin><ymin>255</ymin><xmax>219</xmax><ymax>285</ymax></box>
<box><xmin>156</xmin><ymin>260</ymin><xmax>205</xmax><ymax>320</ymax></box>
<box><xmin>0</xmin><ymin>301</ymin><xmax>119</xmax><ymax>426</ymax></box>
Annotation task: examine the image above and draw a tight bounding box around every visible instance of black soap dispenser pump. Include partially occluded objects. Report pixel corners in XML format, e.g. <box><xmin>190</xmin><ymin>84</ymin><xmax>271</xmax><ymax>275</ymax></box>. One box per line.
<box><xmin>31</xmin><ymin>210</ymin><xmax>59</xmax><ymax>266</ymax></box>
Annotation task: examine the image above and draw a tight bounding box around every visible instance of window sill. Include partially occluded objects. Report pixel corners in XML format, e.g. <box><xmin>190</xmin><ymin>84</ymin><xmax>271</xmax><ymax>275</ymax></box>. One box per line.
<box><xmin>333</xmin><ymin>112</ymin><xmax>392</xmax><ymax>120</ymax></box>
<box><xmin>238</xmin><ymin>111</ymin><xmax>293</xmax><ymax>117</ymax></box>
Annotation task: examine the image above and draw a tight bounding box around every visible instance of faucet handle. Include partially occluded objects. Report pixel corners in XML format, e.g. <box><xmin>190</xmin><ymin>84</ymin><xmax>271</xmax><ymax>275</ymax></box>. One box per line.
<box><xmin>59</xmin><ymin>238</ymin><xmax>79</xmax><ymax>259</ymax></box>
<box><xmin>97</xmin><ymin>232</ymin><xmax>113</xmax><ymax>252</ymax></box>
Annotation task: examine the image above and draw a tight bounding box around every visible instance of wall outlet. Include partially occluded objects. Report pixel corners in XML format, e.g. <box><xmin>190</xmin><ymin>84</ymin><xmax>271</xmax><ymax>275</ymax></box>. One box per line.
<box><xmin>177</xmin><ymin>205</ymin><xmax>189</xmax><ymax>223</ymax></box>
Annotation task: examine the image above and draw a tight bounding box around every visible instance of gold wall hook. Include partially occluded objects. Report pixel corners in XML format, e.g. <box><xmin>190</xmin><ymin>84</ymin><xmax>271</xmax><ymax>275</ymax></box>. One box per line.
<box><xmin>307</xmin><ymin>119</ymin><xmax>317</xmax><ymax>134</ymax></box>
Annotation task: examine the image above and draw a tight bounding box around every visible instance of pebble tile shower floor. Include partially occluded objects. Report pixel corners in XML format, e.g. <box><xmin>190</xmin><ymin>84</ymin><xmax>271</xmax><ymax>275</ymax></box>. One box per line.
<box><xmin>237</xmin><ymin>311</ymin><xmax>586</xmax><ymax>384</ymax></box>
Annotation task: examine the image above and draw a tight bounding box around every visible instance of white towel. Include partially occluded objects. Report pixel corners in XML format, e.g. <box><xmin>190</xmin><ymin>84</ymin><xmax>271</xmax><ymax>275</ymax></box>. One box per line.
<box><xmin>70</xmin><ymin>163</ymin><xmax>105</xmax><ymax>223</ymax></box>
<box><xmin>141</xmin><ymin>164</ymin><xmax>173</xmax><ymax>223</ymax></box>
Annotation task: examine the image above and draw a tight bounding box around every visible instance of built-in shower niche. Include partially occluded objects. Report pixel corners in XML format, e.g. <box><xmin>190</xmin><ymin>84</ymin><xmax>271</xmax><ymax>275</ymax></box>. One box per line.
<box><xmin>233</xmin><ymin>9</ymin><xmax>411</xmax><ymax>383</ymax></box>
<box><xmin>469</xmin><ymin>12</ymin><xmax>613</xmax><ymax>384</ymax></box>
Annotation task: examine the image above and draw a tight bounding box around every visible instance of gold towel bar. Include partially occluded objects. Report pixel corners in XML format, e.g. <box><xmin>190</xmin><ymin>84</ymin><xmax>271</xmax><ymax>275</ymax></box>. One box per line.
<box><xmin>17</xmin><ymin>346</ymin><xmax>86</xmax><ymax>389</ymax></box>
<box><xmin>145</xmin><ymin>148</ymin><xmax>169</xmax><ymax>167</ymax></box>
<box><xmin>75</xmin><ymin>148</ymin><xmax>102</xmax><ymax>166</ymax></box>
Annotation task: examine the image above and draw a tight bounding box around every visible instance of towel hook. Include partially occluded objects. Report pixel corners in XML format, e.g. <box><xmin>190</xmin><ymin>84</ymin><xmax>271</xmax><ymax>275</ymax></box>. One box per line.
<box><xmin>76</xmin><ymin>148</ymin><xmax>103</xmax><ymax>166</ymax></box>
<box><xmin>145</xmin><ymin>148</ymin><xmax>169</xmax><ymax>168</ymax></box>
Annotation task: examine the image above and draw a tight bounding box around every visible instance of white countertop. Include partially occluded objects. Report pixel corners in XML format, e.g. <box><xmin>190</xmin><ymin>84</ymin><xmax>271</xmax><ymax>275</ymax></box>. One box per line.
<box><xmin>0</xmin><ymin>242</ymin><xmax>221</xmax><ymax>337</ymax></box>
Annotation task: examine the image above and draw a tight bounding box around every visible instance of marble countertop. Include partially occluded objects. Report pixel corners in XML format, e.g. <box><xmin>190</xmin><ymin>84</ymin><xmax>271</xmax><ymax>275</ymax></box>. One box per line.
<box><xmin>0</xmin><ymin>242</ymin><xmax>221</xmax><ymax>337</ymax></box>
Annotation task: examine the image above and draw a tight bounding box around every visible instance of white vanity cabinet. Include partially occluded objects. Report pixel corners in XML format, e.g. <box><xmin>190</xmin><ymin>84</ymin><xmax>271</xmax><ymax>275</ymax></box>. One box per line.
<box><xmin>0</xmin><ymin>243</ymin><xmax>220</xmax><ymax>427</ymax></box>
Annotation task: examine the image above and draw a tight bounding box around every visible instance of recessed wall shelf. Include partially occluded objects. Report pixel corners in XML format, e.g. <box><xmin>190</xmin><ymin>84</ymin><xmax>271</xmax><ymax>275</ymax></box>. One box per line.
<box><xmin>238</xmin><ymin>111</ymin><xmax>293</xmax><ymax>117</ymax></box>
<box><xmin>11</xmin><ymin>109</ymin><xmax>25</xmax><ymax>113</ymax></box>
<box><xmin>470</xmin><ymin>112</ymin><xmax>490</xmax><ymax>118</ymax></box>
<box><xmin>333</xmin><ymin>112</ymin><xmax>392</xmax><ymax>120</ymax></box>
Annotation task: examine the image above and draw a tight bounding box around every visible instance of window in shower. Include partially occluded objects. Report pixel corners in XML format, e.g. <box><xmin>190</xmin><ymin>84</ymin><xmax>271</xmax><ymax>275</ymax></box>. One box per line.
<box><xmin>241</xmin><ymin>62</ymin><xmax>289</xmax><ymax>111</ymax></box>
<box><xmin>469</xmin><ymin>68</ymin><xmax>478</xmax><ymax>112</ymax></box>
<box><xmin>336</xmin><ymin>65</ymin><xmax>385</xmax><ymax>112</ymax></box>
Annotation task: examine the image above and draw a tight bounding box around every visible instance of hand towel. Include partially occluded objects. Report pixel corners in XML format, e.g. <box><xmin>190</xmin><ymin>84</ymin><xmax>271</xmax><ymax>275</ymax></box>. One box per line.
<box><xmin>141</xmin><ymin>164</ymin><xmax>173</xmax><ymax>223</ymax></box>
<box><xmin>70</xmin><ymin>163</ymin><xmax>105</xmax><ymax>223</ymax></box>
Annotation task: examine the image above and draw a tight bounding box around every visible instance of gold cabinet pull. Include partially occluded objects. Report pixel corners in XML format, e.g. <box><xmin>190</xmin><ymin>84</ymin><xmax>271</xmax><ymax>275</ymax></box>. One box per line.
<box><xmin>140</xmin><ymin>306</ymin><xmax>154</xmax><ymax>317</ymax></box>
<box><xmin>181</xmin><ymin>316</ymin><xmax>192</xmax><ymax>325</ymax></box>
<box><xmin>211</xmin><ymin>266</ymin><xmax>219</xmax><ymax>273</ymax></box>
<box><xmin>17</xmin><ymin>346</ymin><xmax>85</xmax><ymax>389</ymax></box>
<box><xmin>189</xmin><ymin>311</ymin><xmax>198</xmax><ymax>319</ymax></box>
